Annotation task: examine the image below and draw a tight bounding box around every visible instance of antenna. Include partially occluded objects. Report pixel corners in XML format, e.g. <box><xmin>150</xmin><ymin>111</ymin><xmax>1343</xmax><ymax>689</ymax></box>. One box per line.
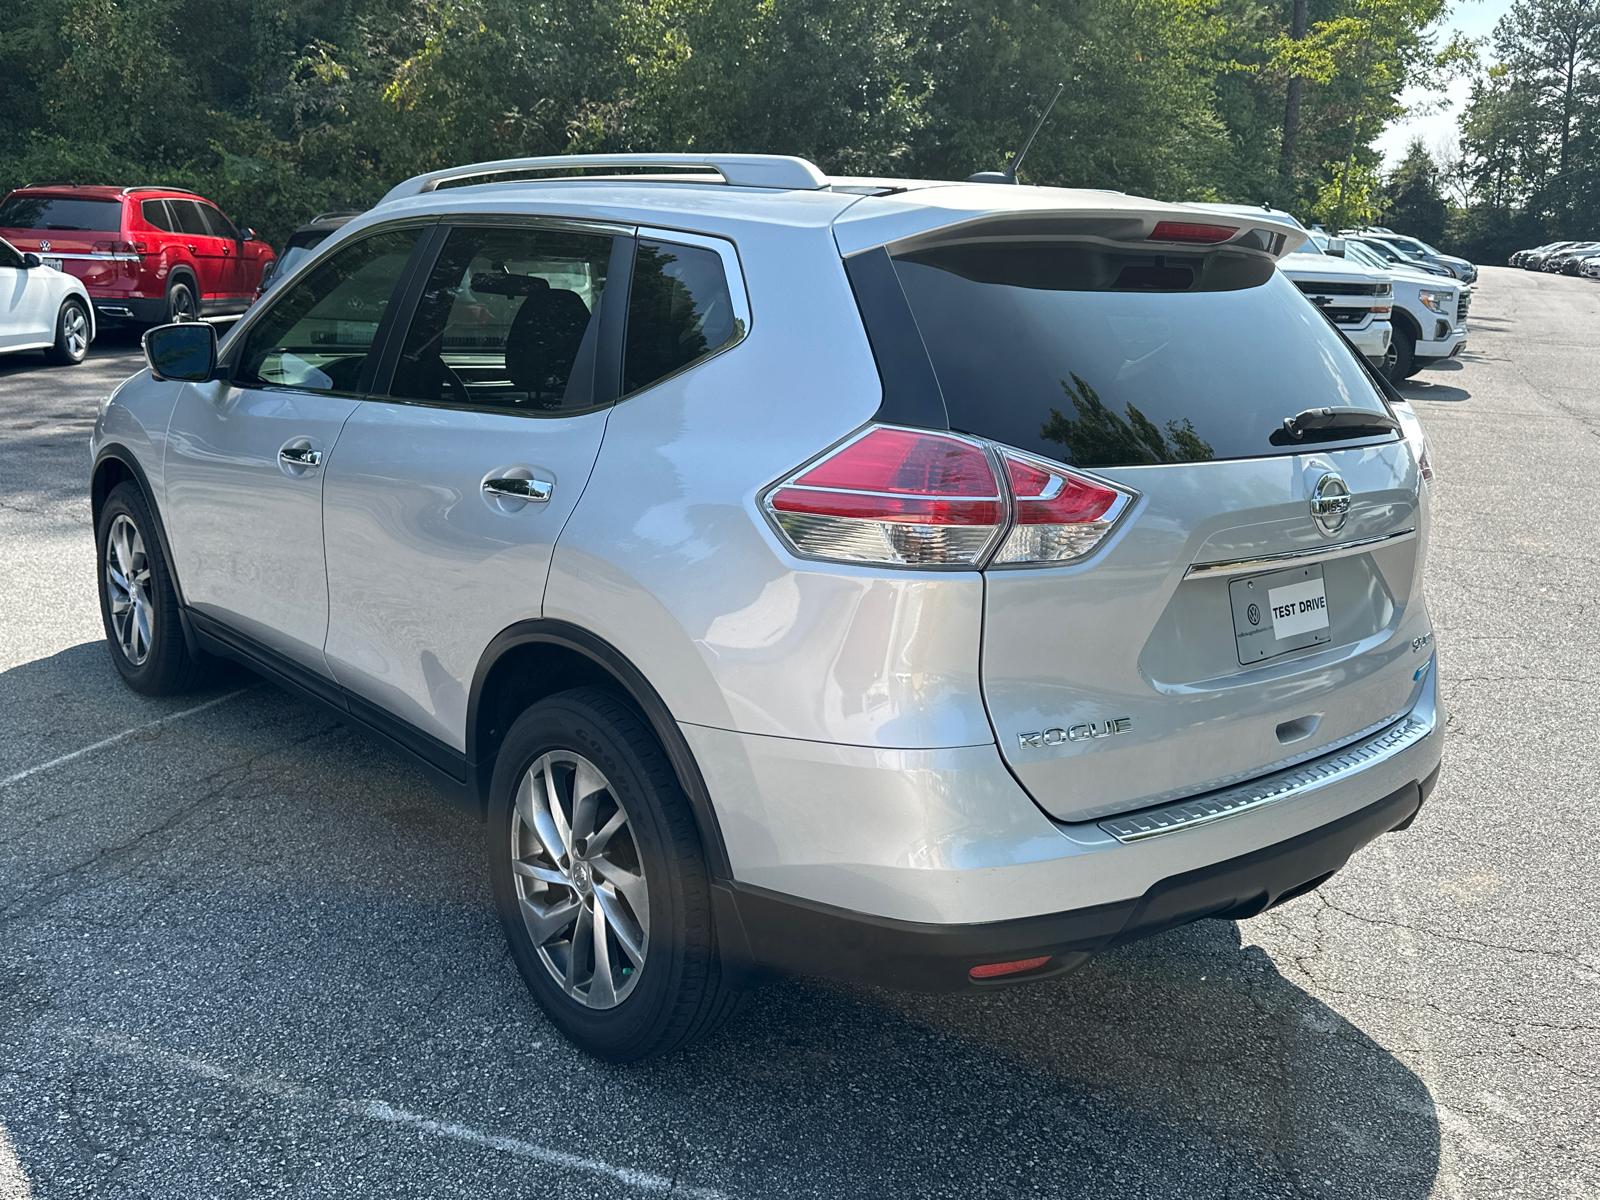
<box><xmin>967</xmin><ymin>84</ymin><xmax>1064</xmax><ymax>185</ymax></box>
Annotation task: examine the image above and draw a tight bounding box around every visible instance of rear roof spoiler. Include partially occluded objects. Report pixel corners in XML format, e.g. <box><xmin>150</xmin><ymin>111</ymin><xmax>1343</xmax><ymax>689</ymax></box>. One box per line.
<box><xmin>378</xmin><ymin>154</ymin><xmax>830</xmax><ymax>206</ymax></box>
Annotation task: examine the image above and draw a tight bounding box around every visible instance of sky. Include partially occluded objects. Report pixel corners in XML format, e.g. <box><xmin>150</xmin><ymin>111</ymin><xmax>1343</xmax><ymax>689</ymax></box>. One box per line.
<box><xmin>1374</xmin><ymin>0</ymin><xmax>1515</xmax><ymax>168</ymax></box>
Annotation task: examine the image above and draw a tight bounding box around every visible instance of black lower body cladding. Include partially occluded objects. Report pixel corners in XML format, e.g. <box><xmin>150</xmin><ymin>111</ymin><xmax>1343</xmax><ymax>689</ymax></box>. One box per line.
<box><xmin>716</xmin><ymin>771</ymin><xmax>1437</xmax><ymax>992</ymax></box>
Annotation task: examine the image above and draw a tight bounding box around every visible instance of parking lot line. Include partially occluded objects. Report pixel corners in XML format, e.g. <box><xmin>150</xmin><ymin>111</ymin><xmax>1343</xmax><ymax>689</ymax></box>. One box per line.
<box><xmin>78</xmin><ymin>1031</ymin><xmax>734</xmax><ymax>1199</ymax></box>
<box><xmin>0</xmin><ymin>687</ymin><xmax>252</xmax><ymax>791</ymax></box>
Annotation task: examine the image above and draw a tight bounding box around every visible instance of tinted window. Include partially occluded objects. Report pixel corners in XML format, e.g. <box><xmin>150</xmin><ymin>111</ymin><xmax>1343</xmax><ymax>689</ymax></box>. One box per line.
<box><xmin>238</xmin><ymin>228</ymin><xmax>420</xmax><ymax>393</ymax></box>
<box><xmin>287</xmin><ymin>228</ymin><xmax>336</xmax><ymax>251</ymax></box>
<box><xmin>622</xmin><ymin>240</ymin><xmax>738</xmax><ymax>395</ymax></box>
<box><xmin>170</xmin><ymin>201</ymin><xmax>211</xmax><ymax>236</ymax></box>
<box><xmin>0</xmin><ymin>238</ymin><xmax>23</xmax><ymax>269</ymax></box>
<box><xmin>200</xmin><ymin>204</ymin><xmax>239</xmax><ymax>240</ymax></box>
<box><xmin>0</xmin><ymin>196</ymin><xmax>121</xmax><ymax>232</ymax></box>
<box><xmin>391</xmin><ymin>226</ymin><xmax>614</xmax><ymax>412</ymax></box>
<box><xmin>141</xmin><ymin>200</ymin><xmax>175</xmax><ymax>231</ymax></box>
<box><xmin>890</xmin><ymin>246</ymin><xmax>1392</xmax><ymax>469</ymax></box>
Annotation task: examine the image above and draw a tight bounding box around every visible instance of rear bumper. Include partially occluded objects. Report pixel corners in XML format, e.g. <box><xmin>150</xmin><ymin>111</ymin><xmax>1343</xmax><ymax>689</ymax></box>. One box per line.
<box><xmin>696</xmin><ymin>656</ymin><xmax>1444</xmax><ymax>990</ymax></box>
<box><xmin>93</xmin><ymin>296</ymin><xmax>167</xmax><ymax>324</ymax></box>
<box><xmin>716</xmin><ymin>767</ymin><xmax>1435</xmax><ymax>991</ymax></box>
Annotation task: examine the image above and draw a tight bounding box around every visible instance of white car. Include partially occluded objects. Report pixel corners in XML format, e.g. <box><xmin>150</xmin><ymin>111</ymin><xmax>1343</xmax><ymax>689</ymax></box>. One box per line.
<box><xmin>0</xmin><ymin>236</ymin><xmax>96</xmax><ymax>365</ymax></box>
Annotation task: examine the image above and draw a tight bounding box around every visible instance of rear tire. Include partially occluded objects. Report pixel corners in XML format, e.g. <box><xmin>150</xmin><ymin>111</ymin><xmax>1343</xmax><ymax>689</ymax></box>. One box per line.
<box><xmin>96</xmin><ymin>481</ymin><xmax>212</xmax><ymax>695</ymax></box>
<box><xmin>1388</xmin><ymin>326</ymin><xmax>1419</xmax><ymax>381</ymax></box>
<box><xmin>43</xmin><ymin>298</ymin><xmax>90</xmax><ymax>365</ymax></box>
<box><xmin>488</xmin><ymin>688</ymin><xmax>745</xmax><ymax>1061</ymax></box>
<box><xmin>165</xmin><ymin>279</ymin><xmax>198</xmax><ymax>324</ymax></box>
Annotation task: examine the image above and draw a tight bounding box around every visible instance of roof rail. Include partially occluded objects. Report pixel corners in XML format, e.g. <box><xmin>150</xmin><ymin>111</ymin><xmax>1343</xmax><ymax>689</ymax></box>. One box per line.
<box><xmin>377</xmin><ymin>154</ymin><xmax>829</xmax><ymax>206</ymax></box>
<box><xmin>122</xmin><ymin>186</ymin><xmax>204</xmax><ymax>197</ymax></box>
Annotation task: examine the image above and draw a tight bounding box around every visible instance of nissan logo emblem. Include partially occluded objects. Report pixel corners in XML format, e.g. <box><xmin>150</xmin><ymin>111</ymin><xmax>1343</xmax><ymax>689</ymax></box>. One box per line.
<box><xmin>1310</xmin><ymin>473</ymin><xmax>1352</xmax><ymax>537</ymax></box>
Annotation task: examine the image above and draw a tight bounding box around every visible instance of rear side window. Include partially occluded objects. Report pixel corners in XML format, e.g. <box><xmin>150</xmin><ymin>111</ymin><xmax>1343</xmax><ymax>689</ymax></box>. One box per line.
<box><xmin>622</xmin><ymin>240</ymin><xmax>738</xmax><ymax>395</ymax></box>
<box><xmin>169</xmin><ymin>201</ymin><xmax>211</xmax><ymax>236</ymax></box>
<box><xmin>887</xmin><ymin>244</ymin><xmax>1392</xmax><ymax>469</ymax></box>
<box><xmin>141</xmin><ymin>200</ymin><xmax>175</xmax><ymax>231</ymax></box>
<box><xmin>238</xmin><ymin>228</ymin><xmax>421</xmax><ymax>393</ymax></box>
<box><xmin>0</xmin><ymin>196</ymin><xmax>122</xmax><ymax>232</ymax></box>
<box><xmin>390</xmin><ymin>225</ymin><xmax>615</xmax><ymax>413</ymax></box>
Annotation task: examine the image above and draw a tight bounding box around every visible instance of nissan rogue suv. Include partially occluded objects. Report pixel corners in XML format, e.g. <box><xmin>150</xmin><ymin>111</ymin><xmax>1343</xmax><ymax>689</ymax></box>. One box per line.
<box><xmin>0</xmin><ymin>184</ymin><xmax>275</xmax><ymax>326</ymax></box>
<box><xmin>92</xmin><ymin>154</ymin><xmax>1444</xmax><ymax>1061</ymax></box>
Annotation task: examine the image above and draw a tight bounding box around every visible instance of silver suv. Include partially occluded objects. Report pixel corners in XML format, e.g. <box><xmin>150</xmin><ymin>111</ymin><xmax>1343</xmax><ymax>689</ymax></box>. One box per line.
<box><xmin>92</xmin><ymin>154</ymin><xmax>1444</xmax><ymax>1061</ymax></box>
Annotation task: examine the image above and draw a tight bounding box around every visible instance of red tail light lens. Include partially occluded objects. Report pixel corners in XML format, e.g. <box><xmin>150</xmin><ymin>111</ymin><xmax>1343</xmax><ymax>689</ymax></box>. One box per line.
<box><xmin>1148</xmin><ymin>221</ymin><xmax>1237</xmax><ymax>244</ymax></box>
<box><xmin>767</xmin><ymin>428</ymin><xmax>1003</xmax><ymax>565</ymax></box>
<box><xmin>992</xmin><ymin>449</ymin><xmax>1131</xmax><ymax>564</ymax></box>
<box><xmin>764</xmin><ymin>427</ymin><xmax>1135</xmax><ymax>568</ymax></box>
<box><xmin>91</xmin><ymin>240</ymin><xmax>143</xmax><ymax>257</ymax></box>
<box><xmin>969</xmin><ymin>956</ymin><xmax>1052</xmax><ymax>980</ymax></box>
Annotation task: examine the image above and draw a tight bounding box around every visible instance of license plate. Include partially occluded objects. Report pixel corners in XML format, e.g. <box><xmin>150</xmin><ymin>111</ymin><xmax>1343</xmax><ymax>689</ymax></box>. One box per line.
<box><xmin>1229</xmin><ymin>564</ymin><xmax>1332</xmax><ymax>664</ymax></box>
<box><xmin>42</xmin><ymin>257</ymin><xmax>62</xmax><ymax>271</ymax></box>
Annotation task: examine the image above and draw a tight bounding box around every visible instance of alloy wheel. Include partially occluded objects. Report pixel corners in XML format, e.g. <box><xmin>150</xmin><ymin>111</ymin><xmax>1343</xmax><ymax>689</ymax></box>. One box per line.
<box><xmin>510</xmin><ymin>751</ymin><xmax>650</xmax><ymax>1009</ymax></box>
<box><xmin>62</xmin><ymin>305</ymin><xmax>88</xmax><ymax>358</ymax></box>
<box><xmin>105</xmin><ymin>514</ymin><xmax>154</xmax><ymax>665</ymax></box>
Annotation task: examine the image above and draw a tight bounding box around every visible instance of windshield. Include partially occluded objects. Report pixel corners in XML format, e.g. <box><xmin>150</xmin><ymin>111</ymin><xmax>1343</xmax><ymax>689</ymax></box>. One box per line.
<box><xmin>1344</xmin><ymin>242</ymin><xmax>1392</xmax><ymax>271</ymax></box>
<box><xmin>0</xmin><ymin>195</ymin><xmax>122</xmax><ymax>232</ymax></box>
<box><xmin>890</xmin><ymin>245</ymin><xmax>1392</xmax><ymax>468</ymax></box>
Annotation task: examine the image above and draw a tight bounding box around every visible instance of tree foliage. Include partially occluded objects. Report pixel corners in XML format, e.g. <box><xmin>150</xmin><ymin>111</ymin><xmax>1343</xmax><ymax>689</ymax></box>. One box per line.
<box><xmin>0</xmin><ymin>0</ymin><xmax>1451</xmax><ymax>246</ymax></box>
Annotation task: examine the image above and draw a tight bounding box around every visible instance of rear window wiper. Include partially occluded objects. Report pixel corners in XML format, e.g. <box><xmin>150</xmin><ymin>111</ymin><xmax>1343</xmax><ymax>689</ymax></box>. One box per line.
<box><xmin>1275</xmin><ymin>406</ymin><xmax>1399</xmax><ymax>444</ymax></box>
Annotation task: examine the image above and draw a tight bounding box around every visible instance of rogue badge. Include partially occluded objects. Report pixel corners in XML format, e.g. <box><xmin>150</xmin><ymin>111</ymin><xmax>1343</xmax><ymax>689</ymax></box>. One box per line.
<box><xmin>1018</xmin><ymin>718</ymin><xmax>1132</xmax><ymax>749</ymax></box>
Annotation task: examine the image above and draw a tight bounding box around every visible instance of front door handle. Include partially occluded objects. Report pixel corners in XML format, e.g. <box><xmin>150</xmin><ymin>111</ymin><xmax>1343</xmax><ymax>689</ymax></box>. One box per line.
<box><xmin>279</xmin><ymin>445</ymin><xmax>323</xmax><ymax>468</ymax></box>
<box><xmin>483</xmin><ymin>477</ymin><xmax>552</xmax><ymax>503</ymax></box>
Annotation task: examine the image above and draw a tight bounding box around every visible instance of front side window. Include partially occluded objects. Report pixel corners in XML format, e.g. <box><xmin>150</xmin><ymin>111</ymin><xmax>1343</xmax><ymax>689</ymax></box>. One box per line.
<box><xmin>622</xmin><ymin>240</ymin><xmax>739</xmax><ymax>395</ymax></box>
<box><xmin>390</xmin><ymin>225</ymin><xmax>614</xmax><ymax>413</ymax></box>
<box><xmin>237</xmin><ymin>228</ymin><xmax>421</xmax><ymax>393</ymax></box>
<box><xmin>0</xmin><ymin>238</ymin><xmax>24</xmax><ymax>270</ymax></box>
<box><xmin>201</xmin><ymin>204</ymin><xmax>240</xmax><ymax>241</ymax></box>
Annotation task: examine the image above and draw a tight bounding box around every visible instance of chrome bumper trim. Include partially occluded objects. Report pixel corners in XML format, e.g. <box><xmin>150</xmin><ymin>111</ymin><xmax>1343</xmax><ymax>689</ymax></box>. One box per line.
<box><xmin>1098</xmin><ymin>713</ymin><xmax>1433</xmax><ymax>843</ymax></box>
<box><xmin>1184</xmin><ymin>528</ymin><xmax>1416</xmax><ymax>579</ymax></box>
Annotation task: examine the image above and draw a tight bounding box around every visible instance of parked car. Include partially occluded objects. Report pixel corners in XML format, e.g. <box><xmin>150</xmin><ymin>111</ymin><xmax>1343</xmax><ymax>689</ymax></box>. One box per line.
<box><xmin>256</xmin><ymin>210</ymin><xmax>364</xmax><ymax>297</ymax></box>
<box><xmin>1191</xmin><ymin>204</ymin><xmax>1397</xmax><ymax>372</ymax></box>
<box><xmin>1582</xmin><ymin>257</ymin><xmax>1600</xmax><ymax>282</ymax></box>
<box><xmin>1521</xmin><ymin>242</ymin><xmax>1579</xmax><ymax>271</ymax></box>
<box><xmin>94</xmin><ymin>154</ymin><xmax>1443</xmax><ymax>1061</ymax></box>
<box><xmin>0</xmin><ymin>235</ymin><xmax>95</xmax><ymax>364</ymax></box>
<box><xmin>1544</xmin><ymin>242</ymin><xmax>1600</xmax><ymax>273</ymax></box>
<box><xmin>1319</xmin><ymin>235</ymin><xmax>1468</xmax><ymax>378</ymax></box>
<box><xmin>0</xmin><ymin>184</ymin><xmax>276</xmax><ymax>326</ymax></box>
<box><xmin>1343</xmin><ymin>231</ymin><xmax>1476</xmax><ymax>283</ymax></box>
<box><xmin>1346</xmin><ymin>235</ymin><xmax>1455</xmax><ymax>278</ymax></box>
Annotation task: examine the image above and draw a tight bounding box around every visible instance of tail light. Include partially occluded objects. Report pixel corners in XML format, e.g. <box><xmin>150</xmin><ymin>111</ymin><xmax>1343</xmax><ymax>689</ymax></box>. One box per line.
<box><xmin>1388</xmin><ymin>399</ymin><xmax>1435</xmax><ymax>483</ymax></box>
<box><xmin>91</xmin><ymin>240</ymin><xmax>144</xmax><ymax>258</ymax></box>
<box><xmin>763</xmin><ymin>426</ymin><xmax>1135</xmax><ymax>568</ymax></box>
<box><xmin>1148</xmin><ymin>220</ymin><xmax>1237</xmax><ymax>244</ymax></box>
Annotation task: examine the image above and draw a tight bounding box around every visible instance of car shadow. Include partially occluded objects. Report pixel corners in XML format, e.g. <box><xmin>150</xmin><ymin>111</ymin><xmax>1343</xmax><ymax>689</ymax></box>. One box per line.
<box><xmin>0</xmin><ymin>643</ymin><xmax>1444</xmax><ymax>1200</ymax></box>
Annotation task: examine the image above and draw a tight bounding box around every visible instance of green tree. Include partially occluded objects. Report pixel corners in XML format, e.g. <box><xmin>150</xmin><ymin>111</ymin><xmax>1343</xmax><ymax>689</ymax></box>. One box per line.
<box><xmin>1382</xmin><ymin>137</ymin><xmax>1447</xmax><ymax>242</ymax></box>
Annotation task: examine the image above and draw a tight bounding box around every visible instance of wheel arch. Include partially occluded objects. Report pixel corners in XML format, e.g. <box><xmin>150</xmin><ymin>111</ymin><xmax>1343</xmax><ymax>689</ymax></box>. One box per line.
<box><xmin>468</xmin><ymin>619</ymin><xmax>732</xmax><ymax>879</ymax></box>
<box><xmin>166</xmin><ymin>264</ymin><xmax>199</xmax><ymax>297</ymax></box>
<box><xmin>91</xmin><ymin>446</ymin><xmax>200</xmax><ymax>657</ymax></box>
<box><xmin>1390</xmin><ymin>304</ymin><xmax>1423</xmax><ymax>343</ymax></box>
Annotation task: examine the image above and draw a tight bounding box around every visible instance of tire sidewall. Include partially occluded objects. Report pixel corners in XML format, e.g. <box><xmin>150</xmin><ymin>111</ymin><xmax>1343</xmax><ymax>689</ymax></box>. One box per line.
<box><xmin>96</xmin><ymin>483</ymin><xmax>178</xmax><ymax>692</ymax></box>
<box><xmin>167</xmin><ymin>279</ymin><xmax>197</xmax><ymax>324</ymax></box>
<box><xmin>1389</xmin><ymin>326</ymin><xmax>1416</xmax><ymax>382</ymax></box>
<box><xmin>487</xmin><ymin>692</ymin><xmax>702</xmax><ymax>1060</ymax></box>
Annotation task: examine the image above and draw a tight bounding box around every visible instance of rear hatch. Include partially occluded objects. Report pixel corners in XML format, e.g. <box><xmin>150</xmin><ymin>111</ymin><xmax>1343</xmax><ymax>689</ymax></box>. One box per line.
<box><xmin>0</xmin><ymin>192</ymin><xmax>127</xmax><ymax>290</ymax></box>
<box><xmin>873</xmin><ymin>212</ymin><xmax>1428</xmax><ymax>824</ymax></box>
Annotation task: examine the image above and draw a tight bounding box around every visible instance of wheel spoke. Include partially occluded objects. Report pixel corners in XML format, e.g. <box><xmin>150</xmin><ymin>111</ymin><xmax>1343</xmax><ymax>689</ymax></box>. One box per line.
<box><xmin>569</xmin><ymin>760</ymin><xmax>608</xmax><ymax>844</ymax></box>
<box><xmin>132</xmin><ymin>606</ymin><xmax>151</xmax><ymax>660</ymax></box>
<box><xmin>593</xmin><ymin>886</ymin><xmax>645</xmax><ymax>966</ymax></box>
<box><xmin>106</xmin><ymin>563</ymin><xmax>129</xmax><ymax>593</ymax></box>
<box><xmin>587</xmin><ymin>901</ymin><xmax>618</xmax><ymax>1007</ymax></box>
<box><xmin>511</xmin><ymin>859</ymin><xmax>569</xmax><ymax>887</ymax></box>
<box><xmin>585</xmin><ymin>808</ymin><xmax>628</xmax><ymax>857</ymax></box>
<box><xmin>594</xmin><ymin>863</ymin><xmax>648</xmax><ymax>935</ymax></box>
<box><xmin>565</xmin><ymin>904</ymin><xmax>592</xmax><ymax>994</ymax></box>
<box><xmin>519</xmin><ymin>894</ymin><xmax>580</xmax><ymax>946</ymax></box>
<box><xmin>518</xmin><ymin>769</ymin><xmax>568</xmax><ymax>869</ymax></box>
<box><xmin>543</xmin><ymin>755</ymin><xmax>574</xmax><ymax>857</ymax></box>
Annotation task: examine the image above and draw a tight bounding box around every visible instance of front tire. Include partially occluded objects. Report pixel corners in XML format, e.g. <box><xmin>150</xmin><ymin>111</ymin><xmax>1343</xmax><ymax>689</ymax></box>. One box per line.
<box><xmin>488</xmin><ymin>688</ymin><xmax>744</xmax><ymax>1061</ymax></box>
<box><xmin>43</xmin><ymin>298</ymin><xmax>90</xmax><ymax>365</ymax></box>
<box><xmin>96</xmin><ymin>481</ymin><xmax>211</xmax><ymax>695</ymax></box>
<box><xmin>1388</xmin><ymin>326</ymin><xmax>1420</xmax><ymax>381</ymax></box>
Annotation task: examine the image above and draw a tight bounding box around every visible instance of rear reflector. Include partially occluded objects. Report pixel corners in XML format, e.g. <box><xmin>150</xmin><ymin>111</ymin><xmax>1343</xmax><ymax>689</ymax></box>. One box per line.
<box><xmin>764</xmin><ymin>426</ymin><xmax>1134</xmax><ymax>569</ymax></box>
<box><xmin>969</xmin><ymin>956</ymin><xmax>1052</xmax><ymax>980</ymax></box>
<box><xmin>1148</xmin><ymin>220</ymin><xmax>1237</xmax><ymax>244</ymax></box>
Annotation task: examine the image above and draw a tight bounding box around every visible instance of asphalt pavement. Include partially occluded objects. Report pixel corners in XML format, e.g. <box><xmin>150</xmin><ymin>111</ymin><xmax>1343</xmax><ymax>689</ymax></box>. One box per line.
<box><xmin>1</xmin><ymin>276</ymin><xmax>1595</xmax><ymax>1200</ymax></box>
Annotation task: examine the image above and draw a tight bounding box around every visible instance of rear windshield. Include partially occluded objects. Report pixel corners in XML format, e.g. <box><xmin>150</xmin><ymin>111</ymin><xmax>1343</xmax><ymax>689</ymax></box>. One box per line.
<box><xmin>0</xmin><ymin>195</ymin><xmax>122</xmax><ymax>232</ymax></box>
<box><xmin>890</xmin><ymin>245</ymin><xmax>1392</xmax><ymax>468</ymax></box>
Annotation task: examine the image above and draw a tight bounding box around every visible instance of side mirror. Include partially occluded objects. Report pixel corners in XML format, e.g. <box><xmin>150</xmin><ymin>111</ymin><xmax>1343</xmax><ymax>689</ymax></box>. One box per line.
<box><xmin>21</xmin><ymin>252</ymin><xmax>42</xmax><ymax>269</ymax></box>
<box><xmin>1326</xmin><ymin>238</ymin><xmax>1347</xmax><ymax>258</ymax></box>
<box><xmin>240</xmin><ymin>228</ymin><xmax>257</xmax><ymax>242</ymax></box>
<box><xmin>143</xmin><ymin>321</ymin><xmax>218</xmax><ymax>382</ymax></box>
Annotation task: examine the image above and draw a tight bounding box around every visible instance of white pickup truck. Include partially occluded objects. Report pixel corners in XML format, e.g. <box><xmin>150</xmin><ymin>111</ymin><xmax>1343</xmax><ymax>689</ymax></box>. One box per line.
<box><xmin>1191</xmin><ymin>203</ymin><xmax>1468</xmax><ymax>380</ymax></box>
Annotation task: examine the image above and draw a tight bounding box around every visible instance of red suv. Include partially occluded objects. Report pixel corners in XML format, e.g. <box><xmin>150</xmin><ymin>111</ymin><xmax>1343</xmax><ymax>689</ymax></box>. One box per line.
<box><xmin>0</xmin><ymin>185</ymin><xmax>275</xmax><ymax>325</ymax></box>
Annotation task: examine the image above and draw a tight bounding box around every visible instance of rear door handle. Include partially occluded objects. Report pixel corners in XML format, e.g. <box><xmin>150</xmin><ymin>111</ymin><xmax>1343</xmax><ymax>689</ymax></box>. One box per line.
<box><xmin>279</xmin><ymin>445</ymin><xmax>322</xmax><ymax>468</ymax></box>
<box><xmin>483</xmin><ymin>477</ymin><xmax>552</xmax><ymax>503</ymax></box>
